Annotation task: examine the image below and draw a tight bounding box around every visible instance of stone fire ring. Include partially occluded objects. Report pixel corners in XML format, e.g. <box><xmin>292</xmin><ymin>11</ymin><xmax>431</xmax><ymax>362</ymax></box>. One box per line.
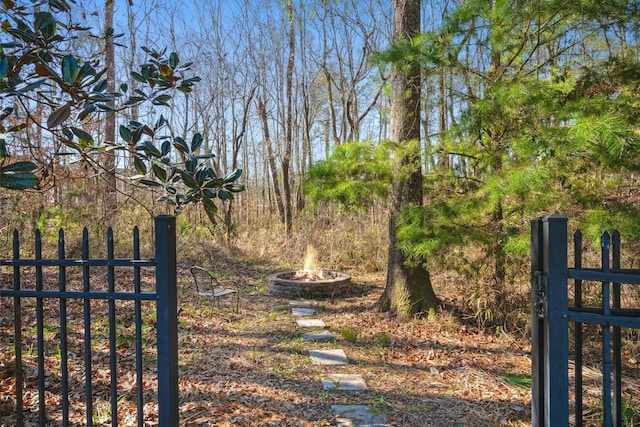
<box><xmin>266</xmin><ymin>270</ymin><xmax>351</xmax><ymax>299</ymax></box>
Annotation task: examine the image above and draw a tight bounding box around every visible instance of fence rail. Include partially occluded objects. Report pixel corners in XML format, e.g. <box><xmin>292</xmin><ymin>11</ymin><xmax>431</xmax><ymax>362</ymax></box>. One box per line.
<box><xmin>0</xmin><ymin>215</ymin><xmax>178</xmax><ymax>427</ymax></box>
<box><xmin>531</xmin><ymin>215</ymin><xmax>640</xmax><ymax>427</ymax></box>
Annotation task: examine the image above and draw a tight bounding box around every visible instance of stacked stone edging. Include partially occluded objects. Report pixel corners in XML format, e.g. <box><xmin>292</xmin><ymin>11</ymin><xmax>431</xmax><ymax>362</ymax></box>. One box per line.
<box><xmin>266</xmin><ymin>270</ymin><xmax>351</xmax><ymax>298</ymax></box>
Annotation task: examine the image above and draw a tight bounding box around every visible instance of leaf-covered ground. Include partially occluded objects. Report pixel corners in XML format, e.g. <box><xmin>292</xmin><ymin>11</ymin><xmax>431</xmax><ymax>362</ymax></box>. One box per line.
<box><xmin>1</xmin><ymin>256</ymin><xmax>535</xmax><ymax>426</ymax></box>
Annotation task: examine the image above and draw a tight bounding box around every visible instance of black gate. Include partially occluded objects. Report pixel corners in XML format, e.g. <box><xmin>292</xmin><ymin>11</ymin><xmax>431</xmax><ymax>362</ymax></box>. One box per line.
<box><xmin>0</xmin><ymin>215</ymin><xmax>178</xmax><ymax>427</ymax></box>
<box><xmin>531</xmin><ymin>215</ymin><xmax>640</xmax><ymax>426</ymax></box>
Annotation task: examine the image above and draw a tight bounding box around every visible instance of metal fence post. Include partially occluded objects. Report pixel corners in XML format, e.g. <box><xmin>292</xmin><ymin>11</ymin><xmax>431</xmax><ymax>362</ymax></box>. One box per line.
<box><xmin>543</xmin><ymin>214</ymin><xmax>569</xmax><ymax>426</ymax></box>
<box><xmin>155</xmin><ymin>215</ymin><xmax>179</xmax><ymax>427</ymax></box>
<box><xmin>530</xmin><ymin>217</ymin><xmax>545</xmax><ymax>427</ymax></box>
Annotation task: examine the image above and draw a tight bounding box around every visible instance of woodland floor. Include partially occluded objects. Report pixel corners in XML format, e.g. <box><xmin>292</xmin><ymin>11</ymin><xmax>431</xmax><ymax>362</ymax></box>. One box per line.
<box><xmin>1</xmin><ymin>252</ymin><xmax>535</xmax><ymax>427</ymax></box>
<box><xmin>5</xmin><ymin>246</ymin><xmax>640</xmax><ymax>426</ymax></box>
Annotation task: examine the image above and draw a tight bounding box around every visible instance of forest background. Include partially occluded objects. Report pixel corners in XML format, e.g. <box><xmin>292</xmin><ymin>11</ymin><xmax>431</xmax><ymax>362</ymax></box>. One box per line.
<box><xmin>2</xmin><ymin>0</ymin><xmax>640</xmax><ymax>333</ymax></box>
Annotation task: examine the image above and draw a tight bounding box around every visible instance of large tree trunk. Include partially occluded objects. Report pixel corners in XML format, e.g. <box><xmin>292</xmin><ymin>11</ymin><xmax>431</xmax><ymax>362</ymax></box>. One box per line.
<box><xmin>377</xmin><ymin>0</ymin><xmax>440</xmax><ymax>320</ymax></box>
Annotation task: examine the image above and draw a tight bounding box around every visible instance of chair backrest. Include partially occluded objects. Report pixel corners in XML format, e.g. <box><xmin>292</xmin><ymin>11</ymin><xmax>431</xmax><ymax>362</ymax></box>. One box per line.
<box><xmin>190</xmin><ymin>266</ymin><xmax>212</xmax><ymax>293</ymax></box>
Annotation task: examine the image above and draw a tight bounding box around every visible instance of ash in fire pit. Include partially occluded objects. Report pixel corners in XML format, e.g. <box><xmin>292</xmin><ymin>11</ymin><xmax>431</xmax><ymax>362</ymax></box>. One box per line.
<box><xmin>266</xmin><ymin>244</ymin><xmax>351</xmax><ymax>298</ymax></box>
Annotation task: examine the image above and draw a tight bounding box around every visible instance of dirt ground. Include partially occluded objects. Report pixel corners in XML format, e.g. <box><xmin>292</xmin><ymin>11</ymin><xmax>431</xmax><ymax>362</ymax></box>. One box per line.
<box><xmin>1</xmin><ymin>257</ymin><xmax>533</xmax><ymax>426</ymax></box>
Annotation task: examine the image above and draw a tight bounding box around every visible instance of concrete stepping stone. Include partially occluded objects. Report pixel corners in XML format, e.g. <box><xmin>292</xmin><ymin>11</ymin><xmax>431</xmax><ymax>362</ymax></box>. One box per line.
<box><xmin>296</xmin><ymin>319</ymin><xmax>325</xmax><ymax>328</ymax></box>
<box><xmin>321</xmin><ymin>373</ymin><xmax>368</xmax><ymax>391</ymax></box>
<box><xmin>289</xmin><ymin>300</ymin><xmax>312</xmax><ymax>307</ymax></box>
<box><xmin>309</xmin><ymin>349</ymin><xmax>348</xmax><ymax>365</ymax></box>
<box><xmin>332</xmin><ymin>405</ymin><xmax>388</xmax><ymax>427</ymax></box>
<box><xmin>291</xmin><ymin>307</ymin><xmax>316</xmax><ymax>316</ymax></box>
<box><xmin>301</xmin><ymin>330</ymin><xmax>334</xmax><ymax>341</ymax></box>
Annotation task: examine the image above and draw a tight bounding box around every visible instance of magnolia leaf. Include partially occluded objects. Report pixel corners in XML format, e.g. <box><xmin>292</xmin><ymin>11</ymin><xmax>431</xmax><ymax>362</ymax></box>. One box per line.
<box><xmin>47</xmin><ymin>103</ymin><xmax>71</xmax><ymax>128</ymax></box>
<box><xmin>71</xmin><ymin>127</ymin><xmax>94</xmax><ymax>146</ymax></box>
<box><xmin>134</xmin><ymin>156</ymin><xmax>147</xmax><ymax>175</ymax></box>
<box><xmin>2</xmin><ymin>161</ymin><xmax>37</xmax><ymax>172</ymax></box>
<box><xmin>191</xmin><ymin>133</ymin><xmax>203</xmax><ymax>152</ymax></box>
<box><xmin>0</xmin><ymin>170</ymin><xmax>39</xmax><ymax>190</ymax></box>
<box><xmin>139</xmin><ymin>178</ymin><xmax>162</xmax><ymax>187</ymax></box>
<box><xmin>169</xmin><ymin>52</ymin><xmax>179</xmax><ymax>68</ymax></box>
<box><xmin>152</xmin><ymin>163</ymin><xmax>167</xmax><ymax>183</ymax></box>
<box><xmin>61</xmin><ymin>54</ymin><xmax>78</xmax><ymax>83</ymax></box>
<box><xmin>119</xmin><ymin>125</ymin><xmax>132</xmax><ymax>143</ymax></box>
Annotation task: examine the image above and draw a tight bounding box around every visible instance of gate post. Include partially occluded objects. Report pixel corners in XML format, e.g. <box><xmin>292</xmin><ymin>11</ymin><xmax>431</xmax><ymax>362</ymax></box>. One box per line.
<box><xmin>530</xmin><ymin>217</ymin><xmax>545</xmax><ymax>427</ymax></box>
<box><xmin>542</xmin><ymin>214</ymin><xmax>569</xmax><ymax>425</ymax></box>
<box><xmin>155</xmin><ymin>215</ymin><xmax>179</xmax><ymax>427</ymax></box>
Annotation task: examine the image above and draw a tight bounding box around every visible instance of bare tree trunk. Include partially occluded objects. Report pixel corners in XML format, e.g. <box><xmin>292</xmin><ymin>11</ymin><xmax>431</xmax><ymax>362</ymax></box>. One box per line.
<box><xmin>103</xmin><ymin>0</ymin><xmax>117</xmax><ymax>217</ymax></box>
<box><xmin>378</xmin><ymin>0</ymin><xmax>440</xmax><ymax>320</ymax></box>
<box><xmin>282</xmin><ymin>0</ymin><xmax>295</xmax><ymax>235</ymax></box>
<box><xmin>257</xmin><ymin>97</ymin><xmax>285</xmax><ymax>224</ymax></box>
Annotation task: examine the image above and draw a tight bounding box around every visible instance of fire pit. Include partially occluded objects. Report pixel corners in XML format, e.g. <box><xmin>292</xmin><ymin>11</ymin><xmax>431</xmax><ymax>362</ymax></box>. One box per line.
<box><xmin>266</xmin><ymin>269</ymin><xmax>351</xmax><ymax>299</ymax></box>
<box><xmin>266</xmin><ymin>244</ymin><xmax>352</xmax><ymax>298</ymax></box>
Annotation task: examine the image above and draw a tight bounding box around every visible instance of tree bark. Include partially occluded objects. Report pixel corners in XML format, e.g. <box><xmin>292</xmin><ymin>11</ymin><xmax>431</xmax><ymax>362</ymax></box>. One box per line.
<box><xmin>377</xmin><ymin>0</ymin><xmax>440</xmax><ymax>320</ymax></box>
<box><xmin>103</xmin><ymin>0</ymin><xmax>117</xmax><ymax>216</ymax></box>
<box><xmin>282</xmin><ymin>0</ymin><xmax>295</xmax><ymax>235</ymax></box>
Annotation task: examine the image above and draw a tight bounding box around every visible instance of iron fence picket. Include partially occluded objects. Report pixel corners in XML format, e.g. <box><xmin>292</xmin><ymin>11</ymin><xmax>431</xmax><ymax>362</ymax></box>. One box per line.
<box><xmin>612</xmin><ymin>230</ymin><xmax>622</xmax><ymax>426</ymax></box>
<box><xmin>58</xmin><ymin>229</ymin><xmax>70</xmax><ymax>427</ymax></box>
<box><xmin>532</xmin><ymin>215</ymin><xmax>640</xmax><ymax>427</ymax></box>
<box><xmin>574</xmin><ymin>229</ymin><xmax>583</xmax><ymax>427</ymax></box>
<box><xmin>82</xmin><ymin>227</ymin><xmax>93</xmax><ymax>427</ymax></box>
<box><xmin>12</xmin><ymin>230</ymin><xmax>24</xmax><ymax>426</ymax></box>
<box><xmin>133</xmin><ymin>226</ymin><xmax>144</xmax><ymax>427</ymax></box>
<box><xmin>601</xmin><ymin>232</ymin><xmax>612</xmax><ymax>427</ymax></box>
<box><xmin>0</xmin><ymin>216</ymin><xmax>178</xmax><ymax>427</ymax></box>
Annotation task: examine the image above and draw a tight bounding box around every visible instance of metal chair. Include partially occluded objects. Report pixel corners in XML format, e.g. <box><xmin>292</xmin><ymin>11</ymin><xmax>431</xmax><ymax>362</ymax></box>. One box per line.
<box><xmin>189</xmin><ymin>266</ymin><xmax>239</xmax><ymax>312</ymax></box>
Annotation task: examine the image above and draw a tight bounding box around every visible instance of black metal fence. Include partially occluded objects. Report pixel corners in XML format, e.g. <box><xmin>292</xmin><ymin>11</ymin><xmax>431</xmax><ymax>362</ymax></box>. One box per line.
<box><xmin>531</xmin><ymin>215</ymin><xmax>640</xmax><ymax>426</ymax></box>
<box><xmin>0</xmin><ymin>215</ymin><xmax>178</xmax><ymax>427</ymax></box>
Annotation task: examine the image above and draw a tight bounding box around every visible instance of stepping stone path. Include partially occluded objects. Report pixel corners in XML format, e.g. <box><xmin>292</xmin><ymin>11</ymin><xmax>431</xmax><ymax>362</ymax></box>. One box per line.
<box><xmin>289</xmin><ymin>301</ymin><xmax>389</xmax><ymax>426</ymax></box>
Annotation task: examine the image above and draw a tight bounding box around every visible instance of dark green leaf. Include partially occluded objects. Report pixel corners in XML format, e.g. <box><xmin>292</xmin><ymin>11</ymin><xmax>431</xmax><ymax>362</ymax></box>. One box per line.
<box><xmin>7</xmin><ymin>28</ymin><xmax>35</xmax><ymax>43</ymax></box>
<box><xmin>179</xmin><ymin>170</ymin><xmax>199</xmax><ymax>189</ymax></box>
<box><xmin>191</xmin><ymin>133</ymin><xmax>203</xmax><ymax>152</ymax></box>
<box><xmin>77</xmin><ymin>103</ymin><xmax>96</xmax><ymax>121</ymax></box>
<box><xmin>119</xmin><ymin>125</ymin><xmax>132</xmax><ymax>143</ymax></box>
<box><xmin>217</xmin><ymin>189</ymin><xmax>230</xmax><ymax>201</ymax></box>
<box><xmin>223</xmin><ymin>168</ymin><xmax>242</xmax><ymax>182</ymax></box>
<box><xmin>48</xmin><ymin>0</ymin><xmax>70</xmax><ymax>12</ymax></box>
<box><xmin>134</xmin><ymin>156</ymin><xmax>147</xmax><ymax>175</ymax></box>
<box><xmin>93</xmin><ymin>78</ymin><xmax>108</xmax><ymax>92</ymax></box>
<box><xmin>169</xmin><ymin>52</ymin><xmax>179</xmax><ymax>68</ymax></box>
<box><xmin>0</xmin><ymin>139</ymin><xmax>6</xmax><ymax>160</ymax></box>
<box><xmin>71</xmin><ymin>127</ymin><xmax>94</xmax><ymax>146</ymax></box>
<box><xmin>2</xmin><ymin>161</ymin><xmax>38</xmax><ymax>173</ymax></box>
<box><xmin>143</xmin><ymin>141</ymin><xmax>162</xmax><ymax>158</ymax></box>
<box><xmin>161</xmin><ymin>140</ymin><xmax>171</xmax><ymax>156</ymax></box>
<box><xmin>61</xmin><ymin>54</ymin><xmax>78</xmax><ymax>83</ymax></box>
<box><xmin>131</xmin><ymin>71</ymin><xmax>147</xmax><ymax>83</ymax></box>
<box><xmin>202</xmin><ymin>195</ymin><xmax>218</xmax><ymax>215</ymax></box>
<box><xmin>0</xmin><ymin>55</ymin><xmax>8</xmax><ymax>79</ymax></box>
<box><xmin>34</xmin><ymin>11</ymin><xmax>56</xmax><ymax>40</ymax></box>
<box><xmin>203</xmin><ymin>189</ymin><xmax>217</xmax><ymax>199</ymax></box>
<box><xmin>139</xmin><ymin>179</ymin><xmax>162</xmax><ymax>187</ymax></box>
<box><xmin>0</xmin><ymin>171</ymin><xmax>39</xmax><ymax>190</ymax></box>
<box><xmin>16</xmin><ymin>78</ymin><xmax>47</xmax><ymax>93</ymax></box>
<box><xmin>152</xmin><ymin>163</ymin><xmax>167</xmax><ymax>183</ymax></box>
<box><xmin>154</xmin><ymin>115</ymin><xmax>166</xmax><ymax>131</ymax></box>
<box><xmin>152</xmin><ymin>94</ymin><xmax>171</xmax><ymax>106</ymax></box>
<box><xmin>0</xmin><ymin>108</ymin><xmax>13</xmax><ymax>121</ymax></box>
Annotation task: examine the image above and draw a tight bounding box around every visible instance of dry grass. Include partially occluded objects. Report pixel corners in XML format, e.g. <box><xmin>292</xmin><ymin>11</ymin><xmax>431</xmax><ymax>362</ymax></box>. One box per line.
<box><xmin>2</xmin><ymin>209</ymin><xmax>640</xmax><ymax>425</ymax></box>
